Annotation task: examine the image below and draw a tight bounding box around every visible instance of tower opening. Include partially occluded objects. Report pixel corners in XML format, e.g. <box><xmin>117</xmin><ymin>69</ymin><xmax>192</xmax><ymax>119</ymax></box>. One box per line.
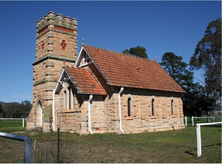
<box><xmin>36</xmin><ymin>101</ymin><xmax>42</xmax><ymax>127</ymax></box>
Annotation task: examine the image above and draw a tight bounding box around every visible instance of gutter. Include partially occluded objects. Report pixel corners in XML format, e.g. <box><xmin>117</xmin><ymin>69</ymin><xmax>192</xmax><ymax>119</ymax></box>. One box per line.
<box><xmin>118</xmin><ymin>87</ymin><xmax>124</xmax><ymax>134</ymax></box>
<box><xmin>88</xmin><ymin>95</ymin><xmax>93</xmax><ymax>134</ymax></box>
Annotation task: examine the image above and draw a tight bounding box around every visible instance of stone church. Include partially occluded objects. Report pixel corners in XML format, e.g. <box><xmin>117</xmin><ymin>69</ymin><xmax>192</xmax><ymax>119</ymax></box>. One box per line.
<box><xmin>27</xmin><ymin>12</ymin><xmax>185</xmax><ymax>134</ymax></box>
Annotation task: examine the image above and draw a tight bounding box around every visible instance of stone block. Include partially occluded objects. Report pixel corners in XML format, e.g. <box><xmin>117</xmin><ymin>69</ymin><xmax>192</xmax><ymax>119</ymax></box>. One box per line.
<box><xmin>43</xmin><ymin>123</ymin><xmax>51</xmax><ymax>132</ymax></box>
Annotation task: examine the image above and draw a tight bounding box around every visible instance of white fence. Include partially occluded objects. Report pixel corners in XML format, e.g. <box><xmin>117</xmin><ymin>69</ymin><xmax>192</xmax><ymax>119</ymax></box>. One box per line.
<box><xmin>196</xmin><ymin>122</ymin><xmax>222</xmax><ymax>157</ymax></box>
<box><xmin>191</xmin><ymin>116</ymin><xmax>221</xmax><ymax>126</ymax></box>
<box><xmin>0</xmin><ymin>118</ymin><xmax>27</xmax><ymax>127</ymax></box>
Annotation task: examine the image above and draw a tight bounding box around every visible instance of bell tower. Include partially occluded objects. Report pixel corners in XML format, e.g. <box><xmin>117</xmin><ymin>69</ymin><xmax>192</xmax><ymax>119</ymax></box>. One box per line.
<box><xmin>27</xmin><ymin>12</ymin><xmax>78</xmax><ymax>132</ymax></box>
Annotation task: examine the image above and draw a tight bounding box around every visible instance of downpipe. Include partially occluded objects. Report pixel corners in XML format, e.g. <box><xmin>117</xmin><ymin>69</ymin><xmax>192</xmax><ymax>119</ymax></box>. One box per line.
<box><xmin>88</xmin><ymin>95</ymin><xmax>93</xmax><ymax>134</ymax></box>
<box><xmin>119</xmin><ymin>87</ymin><xmax>124</xmax><ymax>134</ymax></box>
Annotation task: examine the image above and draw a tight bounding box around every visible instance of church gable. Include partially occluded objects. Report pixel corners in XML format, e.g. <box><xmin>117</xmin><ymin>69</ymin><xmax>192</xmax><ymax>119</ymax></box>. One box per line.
<box><xmin>74</xmin><ymin>46</ymin><xmax>92</xmax><ymax>68</ymax></box>
<box><xmin>55</xmin><ymin>67</ymin><xmax>106</xmax><ymax>96</ymax></box>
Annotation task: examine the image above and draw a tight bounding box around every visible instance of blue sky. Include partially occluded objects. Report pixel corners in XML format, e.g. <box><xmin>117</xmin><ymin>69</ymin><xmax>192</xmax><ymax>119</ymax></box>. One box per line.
<box><xmin>0</xmin><ymin>1</ymin><xmax>221</xmax><ymax>103</ymax></box>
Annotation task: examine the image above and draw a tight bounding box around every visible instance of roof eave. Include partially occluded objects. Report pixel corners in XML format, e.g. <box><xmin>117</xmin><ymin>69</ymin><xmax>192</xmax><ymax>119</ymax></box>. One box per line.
<box><xmin>77</xmin><ymin>92</ymin><xmax>106</xmax><ymax>96</ymax></box>
<box><xmin>74</xmin><ymin>46</ymin><xmax>85</xmax><ymax>68</ymax></box>
<box><xmin>54</xmin><ymin>67</ymin><xmax>81</xmax><ymax>94</ymax></box>
<box><xmin>54</xmin><ymin>68</ymin><xmax>66</xmax><ymax>94</ymax></box>
<box><xmin>109</xmin><ymin>84</ymin><xmax>185</xmax><ymax>94</ymax></box>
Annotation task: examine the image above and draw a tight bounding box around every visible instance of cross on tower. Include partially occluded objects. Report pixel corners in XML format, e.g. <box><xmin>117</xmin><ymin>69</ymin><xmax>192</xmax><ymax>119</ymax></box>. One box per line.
<box><xmin>41</xmin><ymin>41</ymin><xmax>44</xmax><ymax>50</ymax></box>
<box><xmin>61</xmin><ymin>40</ymin><xmax>67</xmax><ymax>50</ymax></box>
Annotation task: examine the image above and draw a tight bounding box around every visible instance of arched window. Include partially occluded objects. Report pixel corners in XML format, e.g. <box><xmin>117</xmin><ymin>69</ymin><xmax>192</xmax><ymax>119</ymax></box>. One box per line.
<box><xmin>152</xmin><ymin>98</ymin><xmax>155</xmax><ymax>116</ymax></box>
<box><xmin>127</xmin><ymin>97</ymin><xmax>131</xmax><ymax>117</ymax></box>
<box><xmin>64</xmin><ymin>87</ymin><xmax>75</xmax><ymax>110</ymax></box>
<box><xmin>64</xmin><ymin>90</ymin><xmax>67</xmax><ymax>109</ymax></box>
<box><xmin>171</xmin><ymin>99</ymin><xmax>174</xmax><ymax>115</ymax></box>
<box><xmin>69</xmin><ymin>88</ymin><xmax>74</xmax><ymax>109</ymax></box>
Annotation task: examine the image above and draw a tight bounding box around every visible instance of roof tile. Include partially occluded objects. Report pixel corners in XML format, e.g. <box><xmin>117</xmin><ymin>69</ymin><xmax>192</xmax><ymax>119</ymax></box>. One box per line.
<box><xmin>64</xmin><ymin>67</ymin><xmax>106</xmax><ymax>95</ymax></box>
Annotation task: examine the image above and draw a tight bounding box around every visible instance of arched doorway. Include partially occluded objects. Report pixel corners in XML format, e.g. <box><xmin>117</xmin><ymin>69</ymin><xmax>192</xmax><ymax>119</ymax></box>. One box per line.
<box><xmin>36</xmin><ymin>101</ymin><xmax>42</xmax><ymax>127</ymax></box>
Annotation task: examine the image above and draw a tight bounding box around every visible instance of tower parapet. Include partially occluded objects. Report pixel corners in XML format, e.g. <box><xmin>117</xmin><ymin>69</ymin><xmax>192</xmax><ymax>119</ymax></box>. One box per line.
<box><xmin>36</xmin><ymin>11</ymin><xmax>78</xmax><ymax>37</ymax></box>
<box><xmin>34</xmin><ymin>11</ymin><xmax>78</xmax><ymax>61</ymax></box>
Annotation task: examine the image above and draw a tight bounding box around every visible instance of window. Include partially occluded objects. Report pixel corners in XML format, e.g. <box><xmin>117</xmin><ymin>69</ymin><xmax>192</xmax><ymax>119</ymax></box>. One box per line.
<box><xmin>171</xmin><ymin>99</ymin><xmax>174</xmax><ymax>115</ymax></box>
<box><xmin>64</xmin><ymin>87</ymin><xmax>74</xmax><ymax>110</ymax></box>
<box><xmin>80</xmin><ymin>53</ymin><xmax>92</xmax><ymax>66</ymax></box>
<box><xmin>127</xmin><ymin>97</ymin><xmax>131</xmax><ymax>117</ymax></box>
<box><xmin>64</xmin><ymin>90</ymin><xmax>67</xmax><ymax>109</ymax></box>
<box><xmin>69</xmin><ymin>88</ymin><xmax>74</xmax><ymax>109</ymax></box>
<box><xmin>68</xmin><ymin>88</ymin><xmax>72</xmax><ymax>109</ymax></box>
<box><xmin>152</xmin><ymin>98</ymin><xmax>155</xmax><ymax>116</ymax></box>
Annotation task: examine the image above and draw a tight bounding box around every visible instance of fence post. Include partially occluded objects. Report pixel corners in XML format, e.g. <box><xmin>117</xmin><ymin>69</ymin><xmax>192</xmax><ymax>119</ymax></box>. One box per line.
<box><xmin>57</xmin><ymin>127</ymin><xmax>60</xmax><ymax>163</ymax></box>
<box><xmin>24</xmin><ymin>137</ymin><xmax>32</xmax><ymax>163</ymax></box>
<box><xmin>45</xmin><ymin>145</ymin><xmax>47</xmax><ymax>163</ymax></box>
<box><xmin>196</xmin><ymin>122</ymin><xmax>222</xmax><ymax>157</ymax></box>
<box><xmin>22</xmin><ymin>119</ymin><xmax>24</xmax><ymax>127</ymax></box>
<box><xmin>196</xmin><ymin>124</ymin><xmax>201</xmax><ymax>157</ymax></box>
<box><xmin>184</xmin><ymin>116</ymin><xmax>187</xmax><ymax>126</ymax></box>
<box><xmin>32</xmin><ymin>140</ymin><xmax>36</xmax><ymax>163</ymax></box>
<box><xmin>192</xmin><ymin>116</ymin><xmax>194</xmax><ymax>126</ymax></box>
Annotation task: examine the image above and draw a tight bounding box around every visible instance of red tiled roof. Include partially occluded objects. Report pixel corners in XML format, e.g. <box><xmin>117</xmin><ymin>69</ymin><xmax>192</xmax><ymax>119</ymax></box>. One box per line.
<box><xmin>83</xmin><ymin>45</ymin><xmax>185</xmax><ymax>93</ymax></box>
<box><xmin>64</xmin><ymin>67</ymin><xmax>106</xmax><ymax>95</ymax></box>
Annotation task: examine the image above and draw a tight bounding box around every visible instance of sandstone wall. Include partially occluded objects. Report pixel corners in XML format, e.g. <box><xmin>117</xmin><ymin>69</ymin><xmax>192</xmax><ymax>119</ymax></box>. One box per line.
<box><xmin>54</xmin><ymin>86</ymin><xmax>185</xmax><ymax>134</ymax></box>
<box><xmin>54</xmin><ymin>87</ymin><xmax>87</xmax><ymax>134</ymax></box>
<box><xmin>89</xmin><ymin>87</ymin><xmax>184</xmax><ymax>134</ymax></box>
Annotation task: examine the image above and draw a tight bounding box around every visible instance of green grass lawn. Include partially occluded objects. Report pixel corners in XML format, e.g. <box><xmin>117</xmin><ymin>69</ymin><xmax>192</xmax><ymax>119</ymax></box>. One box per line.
<box><xmin>0</xmin><ymin>124</ymin><xmax>221</xmax><ymax>163</ymax></box>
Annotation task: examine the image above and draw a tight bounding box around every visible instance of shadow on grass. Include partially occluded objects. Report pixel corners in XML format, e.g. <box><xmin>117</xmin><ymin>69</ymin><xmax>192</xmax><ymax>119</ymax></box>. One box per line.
<box><xmin>185</xmin><ymin>143</ymin><xmax>221</xmax><ymax>156</ymax></box>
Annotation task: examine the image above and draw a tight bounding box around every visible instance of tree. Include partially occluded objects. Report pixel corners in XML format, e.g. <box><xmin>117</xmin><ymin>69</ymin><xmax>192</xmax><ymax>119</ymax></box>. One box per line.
<box><xmin>159</xmin><ymin>52</ymin><xmax>215</xmax><ymax>117</ymax></box>
<box><xmin>21</xmin><ymin>100</ymin><xmax>32</xmax><ymax>118</ymax></box>
<box><xmin>190</xmin><ymin>18</ymin><xmax>221</xmax><ymax>102</ymax></box>
<box><xmin>122</xmin><ymin>46</ymin><xmax>148</xmax><ymax>59</ymax></box>
<box><xmin>159</xmin><ymin>52</ymin><xmax>194</xmax><ymax>90</ymax></box>
<box><xmin>182</xmin><ymin>82</ymin><xmax>215</xmax><ymax>117</ymax></box>
<box><xmin>0</xmin><ymin>104</ymin><xmax>3</xmax><ymax>118</ymax></box>
<box><xmin>1</xmin><ymin>100</ymin><xmax>32</xmax><ymax>118</ymax></box>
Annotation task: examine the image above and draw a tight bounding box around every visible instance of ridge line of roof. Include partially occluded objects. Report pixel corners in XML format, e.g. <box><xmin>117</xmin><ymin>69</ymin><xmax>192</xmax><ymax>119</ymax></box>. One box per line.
<box><xmin>83</xmin><ymin>44</ymin><xmax>157</xmax><ymax>62</ymax></box>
